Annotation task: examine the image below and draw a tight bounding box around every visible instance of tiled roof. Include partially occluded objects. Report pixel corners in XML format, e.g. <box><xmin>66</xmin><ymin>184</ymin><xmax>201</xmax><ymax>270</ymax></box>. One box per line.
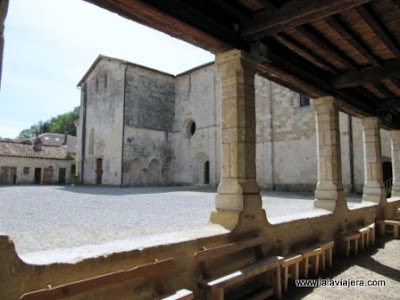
<box><xmin>0</xmin><ymin>141</ymin><xmax>73</xmax><ymax>160</ymax></box>
<box><xmin>37</xmin><ymin>133</ymin><xmax>77</xmax><ymax>154</ymax></box>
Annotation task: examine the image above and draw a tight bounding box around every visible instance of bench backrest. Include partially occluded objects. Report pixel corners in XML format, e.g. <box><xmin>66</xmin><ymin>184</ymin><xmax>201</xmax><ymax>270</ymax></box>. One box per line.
<box><xmin>195</xmin><ymin>236</ymin><xmax>265</xmax><ymax>263</ymax></box>
<box><xmin>20</xmin><ymin>258</ymin><xmax>176</xmax><ymax>300</ymax></box>
<box><xmin>195</xmin><ymin>236</ymin><xmax>266</xmax><ymax>278</ymax></box>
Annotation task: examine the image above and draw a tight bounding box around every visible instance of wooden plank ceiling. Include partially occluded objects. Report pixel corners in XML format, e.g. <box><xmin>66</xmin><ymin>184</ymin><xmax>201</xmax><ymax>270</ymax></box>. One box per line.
<box><xmin>85</xmin><ymin>0</ymin><xmax>400</xmax><ymax>129</ymax></box>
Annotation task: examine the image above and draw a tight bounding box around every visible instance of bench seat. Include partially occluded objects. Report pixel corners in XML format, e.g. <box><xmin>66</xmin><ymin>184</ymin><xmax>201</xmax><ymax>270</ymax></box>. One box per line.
<box><xmin>199</xmin><ymin>256</ymin><xmax>283</xmax><ymax>291</ymax></box>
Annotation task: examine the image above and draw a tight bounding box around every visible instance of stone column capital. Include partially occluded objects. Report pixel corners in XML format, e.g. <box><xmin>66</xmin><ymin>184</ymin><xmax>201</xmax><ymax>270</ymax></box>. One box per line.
<box><xmin>390</xmin><ymin>130</ymin><xmax>400</xmax><ymax>141</ymax></box>
<box><xmin>216</xmin><ymin>50</ymin><xmax>258</xmax><ymax>74</ymax></box>
<box><xmin>313</xmin><ymin>96</ymin><xmax>338</xmax><ymax>112</ymax></box>
<box><xmin>362</xmin><ymin>116</ymin><xmax>380</xmax><ymax>128</ymax></box>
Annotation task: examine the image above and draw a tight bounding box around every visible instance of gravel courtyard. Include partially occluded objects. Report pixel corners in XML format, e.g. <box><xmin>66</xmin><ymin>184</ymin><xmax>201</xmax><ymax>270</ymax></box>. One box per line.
<box><xmin>0</xmin><ymin>185</ymin><xmax>362</xmax><ymax>259</ymax></box>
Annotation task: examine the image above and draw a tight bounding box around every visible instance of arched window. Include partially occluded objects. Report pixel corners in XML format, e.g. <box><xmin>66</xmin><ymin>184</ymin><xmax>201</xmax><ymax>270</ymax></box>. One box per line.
<box><xmin>148</xmin><ymin>159</ymin><xmax>161</xmax><ymax>185</ymax></box>
<box><xmin>89</xmin><ymin>128</ymin><xmax>94</xmax><ymax>155</ymax></box>
<box><xmin>129</xmin><ymin>158</ymin><xmax>143</xmax><ymax>186</ymax></box>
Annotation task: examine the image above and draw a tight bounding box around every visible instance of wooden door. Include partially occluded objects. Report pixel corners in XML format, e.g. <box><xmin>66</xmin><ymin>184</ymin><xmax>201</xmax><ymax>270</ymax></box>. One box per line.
<box><xmin>43</xmin><ymin>167</ymin><xmax>52</xmax><ymax>184</ymax></box>
<box><xmin>58</xmin><ymin>168</ymin><xmax>66</xmax><ymax>184</ymax></box>
<box><xmin>96</xmin><ymin>158</ymin><xmax>102</xmax><ymax>185</ymax></box>
<box><xmin>0</xmin><ymin>166</ymin><xmax>10</xmax><ymax>184</ymax></box>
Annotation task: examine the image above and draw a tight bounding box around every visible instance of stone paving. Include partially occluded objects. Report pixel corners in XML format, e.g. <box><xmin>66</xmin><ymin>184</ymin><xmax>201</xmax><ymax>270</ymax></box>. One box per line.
<box><xmin>0</xmin><ymin>185</ymin><xmax>362</xmax><ymax>257</ymax></box>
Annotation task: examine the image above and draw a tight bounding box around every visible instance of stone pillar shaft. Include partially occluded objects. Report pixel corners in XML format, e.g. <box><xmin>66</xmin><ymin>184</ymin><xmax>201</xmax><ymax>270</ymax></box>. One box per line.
<box><xmin>210</xmin><ymin>50</ymin><xmax>264</xmax><ymax>229</ymax></box>
<box><xmin>313</xmin><ymin>96</ymin><xmax>345</xmax><ymax>211</ymax></box>
<box><xmin>390</xmin><ymin>130</ymin><xmax>400</xmax><ymax>197</ymax></box>
<box><xmin>362</xmin><ymin>117</ymin><xmax>385</xmax><ymax>203</ymax></box>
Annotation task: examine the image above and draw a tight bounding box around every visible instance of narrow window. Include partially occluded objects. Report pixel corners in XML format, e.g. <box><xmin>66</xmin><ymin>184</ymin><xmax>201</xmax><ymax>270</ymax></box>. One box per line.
<box><xmin>23</xmin><ymin>167</ymin><xmax>30</xmax><ymax>175</ymax></box>
<box><xmin>89</xmin><ymin>128</ymin><xmax>95</xmax><ymax>155</ymax></box>
<box><xmin>300</xmin><ymin>94</ymin><xmax>310</xmax><ymax>107</ymax></box>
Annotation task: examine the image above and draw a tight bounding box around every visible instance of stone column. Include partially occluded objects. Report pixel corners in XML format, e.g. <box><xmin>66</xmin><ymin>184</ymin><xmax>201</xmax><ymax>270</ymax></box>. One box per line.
<box><xmin>361</xmin><ymin>117</ymin><xmax>385</xmax><ymax>203</ymax></box>
<box><xmin>210</xmin><ymin>50</ymin><xmax>265</xmax><ymax>229</ymax></box>
<box><xmin>313</xmin><ymin>96</ymin><xmax>345</xmax><ymax>211</ymax></box>
<box><xmin>390</xmin><ymin>130</ymin><xmax>400</xmax><ymax>197</ymax></box>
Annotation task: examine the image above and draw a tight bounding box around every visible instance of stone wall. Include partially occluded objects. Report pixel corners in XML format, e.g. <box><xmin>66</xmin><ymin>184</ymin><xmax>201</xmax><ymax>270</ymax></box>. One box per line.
<box><xmin>0</xmin><ymin>157</ymin><xmax>73</xmax><ymax>184</ymax></box>
<box><xmin>82</xmin><ymin>59</ymin><xmax>125</xmax><ymax>185</ymax></box>
<box><xmin>122</xmin><ymin>64</ymin><xmax>176</xmax><ymax>186</ymax></box>
<box><xmin>173</xmin><ymin>64</ymin><xmax>221</xmax><ymax>186</ymax></box>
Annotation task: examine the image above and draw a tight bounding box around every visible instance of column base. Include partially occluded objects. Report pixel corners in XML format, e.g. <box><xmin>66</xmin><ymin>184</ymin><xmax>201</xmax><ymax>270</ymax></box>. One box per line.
<box><xmin>314</xmin><ymin>188</ymin><xmax>345</xmax><ymax>211</ymax></box>
<box><xmin>210</xmin><ymin>193</ymin><xmax>266</xmax><ymax>230</ymax></box>
<box><xmin>362</xmin><ymin>186</ymin><xmax>386</xmax><ymax>203</ymax></box>
<box><xmin>391</xmin><ymin>184</ymin><xmax>400</xmax><ymax>198</ymax></box>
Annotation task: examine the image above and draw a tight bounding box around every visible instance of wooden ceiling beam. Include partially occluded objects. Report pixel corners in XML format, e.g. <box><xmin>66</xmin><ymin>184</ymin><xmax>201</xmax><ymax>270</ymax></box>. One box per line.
<box><xmin>376</xmin><ymin>98</ymin><xmax>400</xmax><ymax>111</ymax></box>
<box><xmin>374</xmin><ymin>82</ymin><xmax>397</xmax><ymax>98</ymax></box>
<box><xmin>296</xmin><ymin>26</ymin><xmax>359</xmax><ymax>70</ymax></box>
<box><xmin>393</xmin><ymin>0</ymin><xmax>400</xmax><ymax>14</ymax></box>
<box><xmin>274</xmin><ymin>33</ymin><xmax>338</xmax><ymax>73</ymax></box>
<box><xmin>83</xmin><ymin>0</ymin><xmax>237</xmax><ymax>53</ymax></box>
<box><xmin>333</xmin><ymin>60</ymin><xmax>400</xmax><ymax>88</ymax></box>
<box><xmin>209</xmin><ymin>0</ymin><xmax>251</xmax><ymax>23</ymax></box>
<box><xmin>251</xmin><ymin>41</ymin><xmax>373</xmax><ymax>116</ymax></box>
<box><xmin>324</xmin><ymin>16</ymin><xmax>381</xmax><ymax>67</ymax></box>
<box><xmin>391</xmin><ymin>78</ymin><xmax>400</xmax><ymax>90</ymax></box>
<box><xmin>356</xmin><ymin>5</ymin><xmax>400</xmax><ymax>58</ymax></box>
<box><xmin>242</xmin><ymin>0</ymin><xmax>371</xmax><ymax>40</ymax></box>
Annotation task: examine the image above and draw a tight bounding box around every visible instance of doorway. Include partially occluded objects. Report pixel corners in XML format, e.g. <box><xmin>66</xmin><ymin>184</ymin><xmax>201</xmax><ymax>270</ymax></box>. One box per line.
<box><xmin>10</xmin><ymin>167</ymin><xmax>17</xmax><ymax>184</ymax></box>
<box><xmin>59</xmin><ymin>168</ymin><xmax>66</xmax><ymax>184</ymax></box>
<box><xmin>382</xmin><ymin>161</ymin><xmax>393</xmax><ymax>197</ymax></box>
<box><xmin>96</xmin><ymin>158</ymin><xmax>103</xmax><ymax>185</ymax></box>
<box><xmin>204</xmin><ymin>161</ymin><xmax>210</xmax><ymax>184</ymax></box>
<box><xmin>34</xmin><ymin>168</ymin><xmax>42</xmax><ymax>184</ymax></box>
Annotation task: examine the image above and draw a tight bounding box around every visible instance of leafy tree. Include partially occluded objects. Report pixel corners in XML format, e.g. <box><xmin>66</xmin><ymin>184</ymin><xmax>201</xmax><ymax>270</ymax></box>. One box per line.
<box><xmin>18</xmin><ymin>106</ymin><xmax>80</xmax><ymax>139</ymax></box>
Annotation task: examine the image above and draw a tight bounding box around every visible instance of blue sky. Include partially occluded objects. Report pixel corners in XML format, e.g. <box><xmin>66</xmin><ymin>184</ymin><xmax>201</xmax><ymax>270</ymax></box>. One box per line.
<box><xmin>0</xmin><ymin>0</ymin><xmax>214</xmax><ymax>138</ymax></box>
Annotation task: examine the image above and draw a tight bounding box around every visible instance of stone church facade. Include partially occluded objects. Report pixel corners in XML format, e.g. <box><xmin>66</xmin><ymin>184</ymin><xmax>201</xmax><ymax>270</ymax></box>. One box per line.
<box><xmin>76</xmin><ymin>55</ymin><xmax>392</xmax><ymax>193</ymax></box>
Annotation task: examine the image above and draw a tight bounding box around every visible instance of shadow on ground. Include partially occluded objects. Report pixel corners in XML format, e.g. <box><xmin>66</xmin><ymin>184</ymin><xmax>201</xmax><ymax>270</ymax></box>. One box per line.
<box><xmin>284</xmin><ymin>237</ymin><xmax>400</xmax><ymax>300</ymax></box>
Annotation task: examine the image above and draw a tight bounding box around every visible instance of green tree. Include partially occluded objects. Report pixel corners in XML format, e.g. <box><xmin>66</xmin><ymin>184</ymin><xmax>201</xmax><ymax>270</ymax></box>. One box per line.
<box><xmin>18</xmin><ymin>106</ymin><xmax>80</xmax><ymax>139</ymax></box>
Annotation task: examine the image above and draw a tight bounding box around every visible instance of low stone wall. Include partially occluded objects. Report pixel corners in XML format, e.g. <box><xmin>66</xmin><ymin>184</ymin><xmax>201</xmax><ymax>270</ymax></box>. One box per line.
<box><xmin>1</xmin><ymin>199</ymin><xmax>399</xmax><ymax>299</ymax></box>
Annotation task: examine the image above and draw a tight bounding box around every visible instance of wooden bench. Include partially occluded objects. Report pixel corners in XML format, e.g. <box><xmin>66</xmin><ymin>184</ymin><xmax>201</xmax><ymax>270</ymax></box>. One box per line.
<box><xmin>20</xmin><ymin>258</ymin><xmax>193</xmax><ymax>300</ymax></box>
<box><xmin>377</xmin><ymin>219</ymin><xmax>400</xmax><ymax>238</ymax></box>
<box><xmin>195</xmin><ymin>236</ymin><xmax>283</xmax><ymax>300</ymax></box>
<box><xmin>341</xmin><ymin>232</ymin><xmax>360</xmax><ymax>257</ymax></box>
<box><xmin>281</xmin><ymin>253</ymin><xmax>302</xmax><ymax>292</ymax></box>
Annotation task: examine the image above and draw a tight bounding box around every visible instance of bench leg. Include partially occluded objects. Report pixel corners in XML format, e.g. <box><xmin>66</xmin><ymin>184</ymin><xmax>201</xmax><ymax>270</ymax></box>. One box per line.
<box><xmin>354</xmin><ymin>239</ymin><xmax>358</xmax><ymax>255</ymax></box>
<box><xmin>366</xmin><ymin>232</ymin><xmax>370</xmax><ymax>247</ymax></box>
<box><xmin>274</xmin><ymin>267</ymin><xmax>282</xmax><ymax>299</ymax></box>
<box><xmin>371</xmin><ymin>228</ymin><xmax>375</xmax><ymax>245</ymax></box>
<box><xmin>360</xmin><ymin>235</ymin><xmax>365</xmax><ymax>250</ymax></box>
<box><xmin>394</xmin><ymin>225</ymin><xmax>399</xmax><ymax>238</ymax></box>
<box><xmin>380</xmin><ymin>223</ymin><xmax>385</xmax><ymax>236</ymax></box>
<box><xmin>346</xmin><ymin>241</ymin><xmax>350</xmax><ymax>257</ymax></box>
<box><xmin>303</xmin><ymin>257</ymin><xmax>309</xmax><ymax>279</ymax></box>
<box><xmin>321</xmin><ymin>252</ymin><xmax>326</xmax><ymax>272</ymax></box>
<box><xmin>283</xmin><ymin>266</ymin><xmax>289</xmax><ymax>292</ymax></box>
<box><xmin>328</xmin><ymin>248</ymin><xmax>333</xmax><ymax>268</ymax></box>
<box><xmin>206</xmin><ymin>289</ymin><xmax>224</xmax><ymax>300</ymax></box>
<box><xmin>314</xmin><ymin>255</ymin><xmax>319</xmax><ymax>275</ymax></box>
<box><xmin>295</xmin><ymin>262</ymin><xmax>300</xmax><ymax>281</ymax></box>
